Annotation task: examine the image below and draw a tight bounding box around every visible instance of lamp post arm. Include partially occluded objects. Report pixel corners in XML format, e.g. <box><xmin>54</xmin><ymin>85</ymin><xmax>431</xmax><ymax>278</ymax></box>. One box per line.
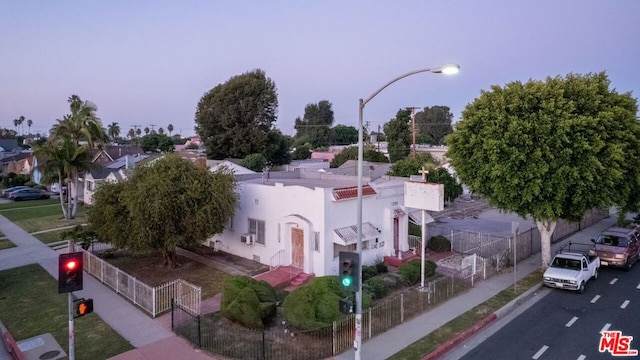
<box><xmin>361</xmin><ymin>68</ymin><xmax>435</xmax><ymax>108</ymax></box>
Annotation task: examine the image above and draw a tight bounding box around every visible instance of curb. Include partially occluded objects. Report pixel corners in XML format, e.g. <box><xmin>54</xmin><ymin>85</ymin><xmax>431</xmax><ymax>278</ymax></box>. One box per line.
<box><xmin>421</xmin><ymin>282</ymin><xmax>544</xmax><ymax>360</ymax></box>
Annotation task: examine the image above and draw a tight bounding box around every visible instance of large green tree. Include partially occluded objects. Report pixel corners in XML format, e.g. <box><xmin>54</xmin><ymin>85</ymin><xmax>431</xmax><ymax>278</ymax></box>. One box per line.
<box><xmin>195</xmin><ymin>69</ymin><xmax>279</xmax><ymax>160</ymax></box>
<box><xmin>446</xmin><ymin>72</ymin><xmax>640</xmax><ymax>269</ymax></box>
<box><xmin>415</xmin><ymin>106</ymin><xmax>454</xmax><ymax>145</ymax></box>
<box><xmin>330</xmin><ymin>145</ymin><xmax>388</xmax><ymax>168</ymax></box>
<box><xmin>329</xmin><ymin>124</ymin><xmax>358</xmax><ymax>145</ymax></box>
<box><xmin>294</xmin><ymin>100</ymin><xmax>334</xmax><ymax>148</ymax></box>
<box><xmin>140</xmin><ymin>133</ymin><xmax>174</xmax><ymax>153</ymax></box>
<box><xmin>88</xmin><ymin>155</ymin><xmax>239</xmax><ymax>268</ymax></box>
<box><xmin>384</xmin><ymin>109</ymin><xmax>411</xmax><ymax>162</ymax></box>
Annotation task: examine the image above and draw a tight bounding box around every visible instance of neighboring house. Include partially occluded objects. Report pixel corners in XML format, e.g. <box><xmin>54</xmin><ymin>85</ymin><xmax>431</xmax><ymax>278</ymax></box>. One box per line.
<box><xmin>90</xmin><ymin>145</ymin><xmax>145</xmax><ymax>166</ymax></box>
<box><xmin>1</xmin><ymin>152</ymin><xmax>32</xmax><ymax>175</ymax></box>
<box><xmin>0</xmin><ymin>139</ymin><xmax>22</xmax><ymax>160</ymax></box>
<box><xmin>327</xmin><ymin>160</ymin><xmax>392</xmax><ymax>181</ymax></box>
<box><xmin>285</xmin><ymin>159</ymin><xmax>331</xmax><ymax>171</ymax></box>
<box><xmin>207</xmin><ymin>169</ymin><xmax>411</xmax><ymax>278</ymax></box>
<box><xmin>83</xmin><ymin>154</ymin><xmax>150</xmax><ymax>205</ymax></box>
<box><xmin>207</xmin><ymin>160</ymin><xmax>255</xmax><ymax>175</ymax></box>
<box><xmin>310</xmin><ymin>151</ymin><xmax>335</xmax><ymax>163</ymax></box>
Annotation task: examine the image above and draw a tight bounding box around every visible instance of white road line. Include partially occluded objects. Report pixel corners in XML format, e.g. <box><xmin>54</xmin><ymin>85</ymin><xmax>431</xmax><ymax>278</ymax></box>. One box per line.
<box><xmin>600</xmin><ymin>323</ymin><xmax>612</xmax><ymax>333</ymax></box>
<box><xmin>610</xmin><ymin>278</ymin><xmax>618</xmax><ymax>285</ymax></box>
<box><xmin>591</xmin><ymin>295</ymin><xmax>601</xmax><ymax>303</ymax></box>
<box><xmin>636</xmin><ymin>283</ymin><xmax>640</xmax><ymax>290</ymax></box>
<box><xmin>621</xmin><ymin>300</ymin><xmax>630</xmax><ymax>309</ymax></box>
<box><xmin>566</xmin><ymin>316</ymin><xmax>579</xmax><ymax>327</ymax></box>
<box><xmin>532</xmin><ymin>345</ymin><xmax>549</xmax><ymax>359</ymax></box>
<box><xmin>577</xmin><ymin>355</ymin><xmax>586</xmax><ymax>360</ymax></box>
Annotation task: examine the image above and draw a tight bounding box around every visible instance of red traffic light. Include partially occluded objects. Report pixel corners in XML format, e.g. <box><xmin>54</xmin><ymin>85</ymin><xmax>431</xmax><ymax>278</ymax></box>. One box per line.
<box><xmin>59</xmin><ymin>252</ymin><xmax>83</xmax><ymax>294</ymax></box>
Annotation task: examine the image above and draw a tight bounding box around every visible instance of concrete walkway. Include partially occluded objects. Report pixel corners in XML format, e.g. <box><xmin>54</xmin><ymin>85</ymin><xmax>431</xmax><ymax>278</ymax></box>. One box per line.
<box><xmin>0</xmin><ymin>214</ymin><xmax>216</xmax><ymax>360</ymax></box>
<box><xmin>334</xmin><ymin>214</ymin><xmax>619</xmax><ymax>360</ymax></box>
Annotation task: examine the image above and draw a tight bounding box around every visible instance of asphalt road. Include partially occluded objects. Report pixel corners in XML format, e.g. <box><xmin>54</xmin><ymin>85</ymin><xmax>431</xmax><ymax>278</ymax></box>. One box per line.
<box><xmin>458</xmin><ymin>264</ymin><xmax>640</xmax><ymax>360</ymax></box>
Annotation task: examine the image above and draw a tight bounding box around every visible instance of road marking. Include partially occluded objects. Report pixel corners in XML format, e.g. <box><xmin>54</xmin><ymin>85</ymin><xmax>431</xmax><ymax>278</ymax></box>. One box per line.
<box><xmin>621</xmin><ymin>300</ymin><xmax>630</xmax><ymax>309</ymax></box>
<box><xmin>591</xmin><ymin>295</ymin><xmax>601</xmax><ymax>303</ymax></box>
<box><xmin>565</xmin><ymin>316</ymin><xmax>579</xmax><ymax>327</ymax></box>
<box><xmin>636</xmin><ymin>283</ymin><xmax>640</xmax><ymax>290</ymax></box>
<box><xmin>577</xmin><ymin>355</ymin><xmax>586</xmax><ymax>360</ymax></box>
<box><xmin>610</xmin><ymin>278</ymin><xmax>618</xmax><ymax>285</ymax></box>
<box><xmin>532</xmin><ymin>345</ymin><xmax>549</xmax><ymax>359</ymax></box>
<box><xmin>600</xmin><ymin>323</ymin><xmax>611</xmax><ymax>333</ymax></box>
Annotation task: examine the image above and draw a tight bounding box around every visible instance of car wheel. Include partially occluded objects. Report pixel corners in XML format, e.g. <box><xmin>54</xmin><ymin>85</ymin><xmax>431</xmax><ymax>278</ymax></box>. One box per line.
<box><xmin>40</xmin><ymin>195</ymin><xmax>47</xmax><ymax>199</ymax></box>
<box><xmin>625</xmin><ymin>259</ymin><xmax>631</xmax><ymax>272</ymax></box>
<box><xmin>578</xmin><ymin>282</ymin><xmax>585</xmax><ymax>294</ymax></box>
<box><xmin>592</xmin><ymin>269</ymin><xmax>598</xmax><ymax>280</ymax></box>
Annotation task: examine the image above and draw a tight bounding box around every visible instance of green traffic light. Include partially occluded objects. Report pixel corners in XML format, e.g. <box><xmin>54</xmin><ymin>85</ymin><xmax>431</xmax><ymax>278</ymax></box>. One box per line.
<box><xmin>342</xmin><ymin>276</ymin><xmax>352</xmax><ymax>287</ymax></box>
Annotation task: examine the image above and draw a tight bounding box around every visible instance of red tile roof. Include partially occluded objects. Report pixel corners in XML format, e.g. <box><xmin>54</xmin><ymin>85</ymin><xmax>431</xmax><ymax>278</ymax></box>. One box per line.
<box><xmin>333</xmin><ymin>185</ymin><xmax>376</xmax><ymax>201</ymax></box>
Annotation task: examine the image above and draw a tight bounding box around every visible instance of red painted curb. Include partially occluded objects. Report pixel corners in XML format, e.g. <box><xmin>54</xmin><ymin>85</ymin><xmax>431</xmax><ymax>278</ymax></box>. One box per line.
<box><xmin>421</xmin><ymin>313</ymin><xmax>498</xmax><ymax>360</ymax></box>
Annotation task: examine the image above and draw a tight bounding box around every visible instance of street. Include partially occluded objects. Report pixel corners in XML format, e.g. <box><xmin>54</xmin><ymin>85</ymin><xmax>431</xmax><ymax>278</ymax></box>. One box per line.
<box><xmin>459</xmin><ymin>264</ymin><xmax>640</xmax><ymax>360</ymax></box>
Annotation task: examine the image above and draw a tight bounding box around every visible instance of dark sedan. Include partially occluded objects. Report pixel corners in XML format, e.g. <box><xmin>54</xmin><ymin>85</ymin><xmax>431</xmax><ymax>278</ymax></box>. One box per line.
<box><xmin>7</xmin><ymin>188</ymin><xmax>50</xmax><ymax>201</ymax></box>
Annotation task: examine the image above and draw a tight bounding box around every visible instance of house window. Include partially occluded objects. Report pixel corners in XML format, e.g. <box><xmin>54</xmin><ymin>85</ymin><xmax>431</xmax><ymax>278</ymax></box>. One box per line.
<box><xmin>314</xmin><ymin>232</ymin><xmax>320</xmax><ymax>252</ymax></box>
<box><xmin>249</xmin><ymin>218</ymin><xmax>266</xmax><ymax>245</ymax></box>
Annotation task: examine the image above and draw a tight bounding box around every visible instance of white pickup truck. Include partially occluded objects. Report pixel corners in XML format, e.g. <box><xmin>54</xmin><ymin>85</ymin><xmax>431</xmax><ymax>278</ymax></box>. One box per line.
<box><xmin>543</xmin><ymin>250</ymin><xmax>600</xmax><ymax>293</ymax></box>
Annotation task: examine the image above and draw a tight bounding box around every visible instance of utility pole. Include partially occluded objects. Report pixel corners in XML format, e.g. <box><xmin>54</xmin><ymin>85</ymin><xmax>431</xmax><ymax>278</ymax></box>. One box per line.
<box><xmin>149</xmin><ymin>124</ymin><xmax>156</xmax><ymax>133</ymax></box>
<box><xmin>377</xmin><ymin>124</ymin><xmax>381</xmax><ymax>151</ymax></box>
<box><xmin>407</xmin><ymin>107</ymin><xmax>420</xmax><ymax>158</ymax></box>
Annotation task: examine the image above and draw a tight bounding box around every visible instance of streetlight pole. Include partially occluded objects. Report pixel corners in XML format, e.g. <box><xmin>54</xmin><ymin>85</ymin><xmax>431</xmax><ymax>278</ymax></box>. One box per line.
<box><xmin>355</xmin><ymin>63</ymin><xmax>459</xmax><ymax>360</ymax></box>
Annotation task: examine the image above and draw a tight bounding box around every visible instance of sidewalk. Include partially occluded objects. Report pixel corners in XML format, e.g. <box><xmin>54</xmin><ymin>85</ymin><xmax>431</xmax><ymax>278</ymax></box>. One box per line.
<box><xmin>0</xmin><ymin>214</ymin><xmax>216</xmax><ymax>360</ymax></box>
<box><xmin>334</xmin><ymin>214</ymin><xmax>619</xmax><ymax>360</ymax></box>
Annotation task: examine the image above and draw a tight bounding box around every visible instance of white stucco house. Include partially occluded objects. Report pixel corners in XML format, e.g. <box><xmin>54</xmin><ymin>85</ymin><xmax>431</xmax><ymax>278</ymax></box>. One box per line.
<box><xmin>208</xmin><ymin>169</ymin><xmax>413</xmax><ymax>278</ymax></box>
<box><xmin>83</xmin><ymin>154</ymin><xmax>150</xmax><ymax>205</ymax></box>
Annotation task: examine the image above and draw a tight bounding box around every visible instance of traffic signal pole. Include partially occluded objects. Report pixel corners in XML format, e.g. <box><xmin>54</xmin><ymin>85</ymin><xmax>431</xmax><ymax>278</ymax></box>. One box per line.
<box><xmin>68</xmin><ymin>292</ymin><xmax>75</xmax><ymax>360</ymax></box>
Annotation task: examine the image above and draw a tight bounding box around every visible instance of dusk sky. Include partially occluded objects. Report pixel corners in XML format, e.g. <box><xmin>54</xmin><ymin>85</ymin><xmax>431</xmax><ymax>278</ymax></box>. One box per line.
<box><xmin>2</xmin><ymin>1</ymin><xmax>639</xmax><ymax>137</ymax></box>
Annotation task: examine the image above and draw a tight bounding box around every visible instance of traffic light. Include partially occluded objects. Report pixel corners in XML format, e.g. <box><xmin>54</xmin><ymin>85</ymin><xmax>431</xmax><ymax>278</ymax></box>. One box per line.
<box><xmin>58</xmin><ymin>252</ymin><xmax>83</xmax><ymax>293</ymax></box>
<box><xmin>339</xmin><ymin>251</ymin><xmax>360</xmax><ymax>291</ymax></box>
<box><xmin>74</xmin><ymin>298</ymin><xmax>94</xmax><ymax>318</ymax></box>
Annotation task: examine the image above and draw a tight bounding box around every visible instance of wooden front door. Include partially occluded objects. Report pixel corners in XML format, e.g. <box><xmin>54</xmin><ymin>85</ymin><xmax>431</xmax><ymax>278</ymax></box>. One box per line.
<box><xmin>291</xmin><ymin>228</ymin><xmax>304</xmax><ymax>270</ymax></box>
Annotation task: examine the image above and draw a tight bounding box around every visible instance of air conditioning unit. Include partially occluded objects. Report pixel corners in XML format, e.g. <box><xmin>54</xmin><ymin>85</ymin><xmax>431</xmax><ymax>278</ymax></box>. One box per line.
<box><xmin>240</xmin><ymin>234</ymin><xmax>255</xmax><ymax>245</ymax></box>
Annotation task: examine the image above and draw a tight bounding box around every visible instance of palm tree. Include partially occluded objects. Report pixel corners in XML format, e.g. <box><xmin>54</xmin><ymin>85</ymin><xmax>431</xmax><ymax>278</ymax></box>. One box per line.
<box><xmin>127</xmin><ymin>128</ymin><xmax>135</xmax><ymax>139</ymax></box>
<box><xmin>144</xmin><ymin>127</ymin><xmax>150</xmax><ymax>136</ymax></box>
<box><xmin>13</xmin><ymin>118</ymin><xmax>18</xmax><ymax>134</ymax></box>
<box><xmin>18</xmin><ymin>116</ymin><xmax>25</xmax><ymax>136</ymax></box>
<box><xmin>167</xmin><ymin>124</ymin><xmax>174</xmax><ymax>136</ymax></box>
<box><xmin>48</xmin><ymin>95</ymin><xmax>109</xmax><ymax>218</ymax></box>
<box><xmin>27</xmin><ymin>119</ymin><xmax>33</xmax><ymax>135</ymax></box>
<box><xmin>135</xmin><ymin>128</ymin><xmax>142</xmax><ymax>138</ymax></box>
<box><xmin>108</xmin><ymin>122</ymin><xmax>121</xmax><ymax>142</ymax></box>
<box><xmin>158</xmin><ymin>127</ymin><xmax>164</xmax><ymax>135</ymax></box>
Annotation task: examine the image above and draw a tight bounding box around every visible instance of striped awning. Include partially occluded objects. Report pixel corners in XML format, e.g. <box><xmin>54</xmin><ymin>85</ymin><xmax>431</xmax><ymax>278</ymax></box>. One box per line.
<box><xmin>333</xmin><ymin>222</ymin><xmax>380</xmax><ymax>245</ymax></box>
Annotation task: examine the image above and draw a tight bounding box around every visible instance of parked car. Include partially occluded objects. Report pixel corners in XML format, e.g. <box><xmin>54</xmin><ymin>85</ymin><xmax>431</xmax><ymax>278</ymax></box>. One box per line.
<box><xmin>590</xmin><ymin>227</ymin><xmax>640</xmax><ymax>271</ymax></box>
<box><xmin>1</xmin><ymin>186</ymin><xmax>30</xmax><ymax>198</ymax></box>
<box><xmin>7</xmin><ymin>188</ymin><xmax>50</xmax><ymax>201</ymax></box>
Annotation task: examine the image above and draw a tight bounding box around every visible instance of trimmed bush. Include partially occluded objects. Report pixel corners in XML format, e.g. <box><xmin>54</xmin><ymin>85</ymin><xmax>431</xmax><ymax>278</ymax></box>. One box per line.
<box><xmin>428</xmin><ymin>235</ymin><xmax>451</xmax><ymax>252</ymax></box>
<box><xmin>221</xmin><ymin>275</ymin><xmax>277</xmax><ymax>329</ymax></box>
<box><xmin>362</xmin><ymin>265</ymin><xmax>378</xmax><ymax>282</ymax></box>
<box><xmin>282</xmin><ymin>276</ymin><xmax>372</xmax><ymax>330</ymax></box>
<box><xmin>398</xmin><ymin>260</ymin><xmax>438</xmax><ymax>285</ymax></box>
<box><xmin>375</xmin><ymin>261</ymin><xmax>388</xmax><ymax>274</ymax></box>
<box><xmin>363</xmin><ymin>277</ymin><xmax>388</xmax><ymax>299</ymax></box>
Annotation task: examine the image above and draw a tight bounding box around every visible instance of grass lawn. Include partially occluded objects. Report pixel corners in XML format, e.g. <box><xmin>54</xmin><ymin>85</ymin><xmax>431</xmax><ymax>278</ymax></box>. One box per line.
<box><xmin>0</xmin><ymin>203</ymin><xmax>88</xmax><ymax>233</ymax></box>
<box><xmin>0</xmin><ymin>264</ymin><xmax>133</xmax><ymax>359</ymax></box>
<box><xmin>0</xmin><ymin>237</ymin><xmax>15</xmax><ymax>250</ymax></box>
<box><xmin>388</xmin><ymin>270</ymin><xmax>543</xmax><ymax>360</ymax></box>
<box><xmin>104</xmin><ymin>251</ymin><xmax>229</xmax><ymax>299</ymax></box>
<box><xmin>0</xmin><ymin>199</ymin><xmax>59</xmax><ymax>210</ymax></box>
<box><xmin>32</xmin><ymin>229</ymin><xmax>71</xmax><ymax>244</ymax></box>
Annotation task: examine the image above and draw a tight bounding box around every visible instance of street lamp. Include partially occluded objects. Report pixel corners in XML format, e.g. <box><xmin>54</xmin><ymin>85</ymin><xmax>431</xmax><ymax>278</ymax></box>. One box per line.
<box><xmin>354</xmin><ymin>63</ymin><xmax>459</xmax><ymax>359</ymax></box>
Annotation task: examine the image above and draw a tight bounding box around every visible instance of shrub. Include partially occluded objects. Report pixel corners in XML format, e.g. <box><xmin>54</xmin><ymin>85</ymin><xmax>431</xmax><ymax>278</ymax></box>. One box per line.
<box><xmin>375</xmin><ymin>261</ymin><xmax>388</xmax><ymax>274</ymax></box>
<box><xmin>363</xmin><ymin>277</ymin><xmax>388</xmax><ymax>299</ymax></box>
<box><xmin>221</xmin><ymin>275</ymin><xmax>277</xmax><ymax>329</ymax></box>
<box><xmin>428</xmin><ymin>235</ymin><xmax>451</xmax><ymax>252</ymax></box>
<box><xmin>398</xmin><ymin>260</ymin><xmax>437</xmax><ymax>285</ymax></box>
<box><xmin>241</xmin><ymin>153</ymin><xmax>268</xmax><ymax>172</ymax></box>
<box><xmin>362</xmin><ymin>265</ymin><xmax>378</xmax><ymax>282</ymax></box>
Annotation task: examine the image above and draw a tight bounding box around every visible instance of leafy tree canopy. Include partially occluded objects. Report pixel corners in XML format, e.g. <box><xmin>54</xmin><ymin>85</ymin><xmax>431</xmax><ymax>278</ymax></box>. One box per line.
<box><xmin>388</xmin><ymin>154</ymin><xmax>462</xmax><ymax>202</ymax></box>
<box><xmin>415</xmin><ymin>106</ymin><xmax>454</xmax><ymax>145</ymax></box>
<box><xmin>383</xmin><ymin>109</ymin><xmax>411</xmax><ymax>162</ymax></box>
<box><xmin>330</xmin><ymin>146</ymin><xmax>389</xmax><ymax>168</ymax></box>
<box><xmin>294</xmin><ymin>100</ymin><xmax>334</xmax><ymax>148</ymax></box>
<box><xmin>195</xmin><ymin>69</ymin><xmax>279</xmax><ymax>160</ymax></box>
<box><xmin>140</xmin><ymin>133</ymin><xmax>175</xmax><ymax>153</ymax></box>
<box><xmin>329</xmin><ymin>124</ymin><xmax>358</xmax><ymax>145</ymax></box>
<box><xmin>242</xmin><ymin>153</ymin><xmax>268</xmax><ymax>172</ymax></box>
<box><xmin>87</xmin><ymin>155</ymin><xmax>239</xmax><ymax>268</ymax></box>
<box><xmin>446</xmin><ymin>72</ymin><xmax>640</xmax><ymax>268</ymax></box>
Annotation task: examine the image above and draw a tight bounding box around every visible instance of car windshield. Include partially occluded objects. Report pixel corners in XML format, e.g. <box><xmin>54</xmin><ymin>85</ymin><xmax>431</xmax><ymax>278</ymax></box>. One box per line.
<box><xmin>550</xmin><ymin>257</ymin><xmax>582</xmax><ymax>270</ymax></box>
<box><xmin>595</xmin><ymin>235</ymin><xmax>628</xmax><ymax>247</ymax></box>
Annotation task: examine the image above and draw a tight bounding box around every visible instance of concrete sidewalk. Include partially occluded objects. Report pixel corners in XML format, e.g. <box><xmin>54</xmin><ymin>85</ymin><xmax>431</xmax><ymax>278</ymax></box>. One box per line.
<box><xmin>0</xmin><ymin>214</ymin><xmax>216</xmax><ymax>360</ymax></box>
<box><xmin>334</xmin><ymin>214</ymin><xmax>618</xmax><ymax>360</ymax></box>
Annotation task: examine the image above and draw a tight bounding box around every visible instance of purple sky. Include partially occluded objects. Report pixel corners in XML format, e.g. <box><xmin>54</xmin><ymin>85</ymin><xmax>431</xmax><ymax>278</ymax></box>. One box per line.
<box><xmin>1</xmin><ymin>1</ymin><xmax>639</xmax><ymax>137</ymax></box>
